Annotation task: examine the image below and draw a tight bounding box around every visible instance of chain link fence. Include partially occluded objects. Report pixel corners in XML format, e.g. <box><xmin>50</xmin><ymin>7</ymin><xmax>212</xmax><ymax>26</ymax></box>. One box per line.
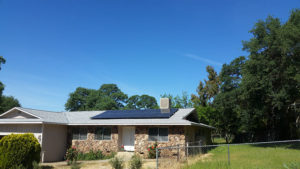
<box><xmin>155</xmin><ymin>139</ymin><xmax>300</xmax><ymax>169</ymax></box>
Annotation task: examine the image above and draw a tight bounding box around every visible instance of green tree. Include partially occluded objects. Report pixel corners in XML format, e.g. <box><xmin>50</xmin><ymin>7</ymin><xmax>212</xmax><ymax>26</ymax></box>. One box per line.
<box><xmin>99</xmin><ymin>84</ymin><xmax>128</xmax><ymax>108</ymax></box>
<box><xmin>191</xmin><ymin>66</ymin><xmax>220</xmax><ymax>107</ymax></box>
<box><xmin>191</xmin><ymin>66</ymin><xmax>220</xmax><ymax>125</ymax></box>
<box><xmin>66</xmin><ymin>84</ymin><xmax>159</xmax><ymax>111</ymax></box>
<box><xmin>240</xmin><ymin>10</ymin><xmax>300</xmax><ymax>141</ymax></box>
<box><xmin>0</xmin><ymin>56</ymin><xmax>5</xmax><ymax>70</ymax></box>
<box><xmin>126</xmin><ymin>95</ymin><xmax>158</xmax><ymax>109</ymax></box>
<box><xmin>213</xmin><ymin>56</ymin><xmax>245</xmax><ymax>143</ymax></box>
<box><xmin>65</xmin><ymin>87</ymin><xmax>94</xmax><ymax>111</ymax></box>
<box><xmin>0</xmin><ymin>96</ymin><xmax>21</xmax><ymax>114</ymax></box>
<box><xmin>0</xmin><ymin>56</ymin><xmax>5</xmax><ymax>96</ymax></box>
<box><xmin>160</xmin><ymin>91</ymin><xmax>192</xmax><ymax>108</ymax></box>
<box><xmin>65</xmin><ymin>84</ymin><xmax>127</xmax><ymax>111</ymax></box>
<box><xmin>0</xmin><ymin>57</ymin><xmax>21</xmax><ymax>114</ymax></box>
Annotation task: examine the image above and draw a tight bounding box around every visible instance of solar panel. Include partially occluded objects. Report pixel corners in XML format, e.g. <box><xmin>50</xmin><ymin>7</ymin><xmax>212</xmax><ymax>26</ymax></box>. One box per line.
<box><xmin>91</xmin><ymin>108</ymin><xmax>178</xmax><ymax>119</ymax></box>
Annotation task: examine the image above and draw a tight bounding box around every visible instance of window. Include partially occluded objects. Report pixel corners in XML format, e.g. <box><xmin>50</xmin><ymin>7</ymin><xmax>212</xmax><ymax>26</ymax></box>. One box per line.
<box><xmin>148</xmin><ymin>128</ymin><xmax>168</xmax><ymax>142</ymax></box>
<box><xmin>72</xmin><ymin>128</ymin><xmax>87</xmax><ymax>140</ymax></box>
<box><xmin>95</xmin><ymin>127</ymin><xmax>111</xmax><ymax>140</ymax></box>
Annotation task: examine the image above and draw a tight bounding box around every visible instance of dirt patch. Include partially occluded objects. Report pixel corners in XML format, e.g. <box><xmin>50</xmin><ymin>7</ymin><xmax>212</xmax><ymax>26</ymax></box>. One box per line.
<box><xmin>41</xmin><ymin>160</ymin><xmax>111</xmax><ymax>169</ymax></box>
<box><xmin>187</xmin><ymin>153</ymin><xmax>213</xmax><ymax>164</ymax></box>
<box><xmin>42</xmin><ymin>159</ymin><xmax>156</xmax><ymax>169</ymax></box>
<box><xmin>41</xmin><ymin>154</ymin><xmax>212</xmax><ymax>169</ymax></box>
<box><xmin>154</xmin><ymin>153</ymin><xmax>213</xmax><ymax>169</ymax></box>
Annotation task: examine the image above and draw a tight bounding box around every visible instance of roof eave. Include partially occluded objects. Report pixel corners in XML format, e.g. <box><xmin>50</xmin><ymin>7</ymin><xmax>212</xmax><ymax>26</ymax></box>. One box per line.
<box><xmin>190</xmin><ymin>122</ymin><xmax>215</xmax><ymax>129</ymax></box>
<box><xmin>0</xmin><ymin>121</ymin><xmax>43</xmax><ymax>124</ymax></box>
<box><xmin>67</xmin><ymin>123</ymin><xmax>192</xmax><ymax>126</ymax></box>
<box><xmin>0</xmin><ymin>107</ymin><xmax>42</xmax><ymax>119</ymax></box>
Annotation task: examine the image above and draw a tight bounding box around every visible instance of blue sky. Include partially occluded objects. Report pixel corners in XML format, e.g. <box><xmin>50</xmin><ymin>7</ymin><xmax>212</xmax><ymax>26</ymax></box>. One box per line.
<box><xmin>0</xmin><ymin>0</ymin><xmax>299</xmax><ymax>111</ymax></box>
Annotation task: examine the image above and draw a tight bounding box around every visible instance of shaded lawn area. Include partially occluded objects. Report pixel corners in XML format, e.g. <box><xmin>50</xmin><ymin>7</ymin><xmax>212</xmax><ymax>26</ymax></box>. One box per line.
<box><xmin>184</xmin><ymin>143</ymin><xmax>300</xmax><ymax>169</ymax></box>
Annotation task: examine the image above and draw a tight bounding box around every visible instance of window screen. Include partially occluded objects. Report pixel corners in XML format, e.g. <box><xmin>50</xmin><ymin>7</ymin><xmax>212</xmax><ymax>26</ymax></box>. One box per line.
<box><xmin>72</xmin><ymin>128</ymin><xmax>79</xmax><ymax>140</ymax></box>
<box><xmin>148</xmin><ymin>128</ymin><xmax>168</xmax><ymax>142</ymax></box>
<box><xmin>72</xmin><ymin>128</ymin><xmax>87</xmax><ymax>140</ymax></box>
<box><xmin>158</xmin><ymin>128</ymin><xmax>168</xmax><ymax>141</ymax></box>
<box><xmin>95</xmin><ymin>127</ymin><xmax>103</xmax><ymax>140</ymax></box>
<box><xmin>148</xmin><ymin>128</ymin><xmax>158</xmax><ymax>141</ymax></box>
<box><xmin>95</xmin><ymin>127</ymin><xmax>111</xmax><ymax>140</ymax></box>
<box><xmin>103</xmin><ymin>128</ymin><xmax>111</xmax><ymax>140</ymax></box>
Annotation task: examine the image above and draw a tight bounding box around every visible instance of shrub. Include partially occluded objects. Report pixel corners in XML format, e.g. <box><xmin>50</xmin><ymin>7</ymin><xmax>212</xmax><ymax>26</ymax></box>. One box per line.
<box><xmin>129</xmin><ymin>155</ymin><xmax>143</xmax><ymax>169</ymax></box>
<box><xmin>109</xmin><ymin>157</ymin><xmax>124</xmax><ymax>169</ymax></box>
<box><xmin>32</xmin><ymin>161</ymin><xmax>42</xmax><ymax>169</ymax></box>
<box><xmin>147</xmin><ymin>142</ymin><xmax>158</xmax><ymax>159</ymax></box>
<box><xmin>65</xmin><ymin>146</ymin><xmax>79</xmax><ymax>165</ymax></box>
<box><xmin>11</xmin><ymin>165</ymin><xmax>26</xmax><ymax>169</ymax></box>
<box><xmin>105</xmin><ymin>151</ymin><xmax>116</xmax><ymax>159</ymax></box>
<box><xmin>76</xmin><ymin>150</ymin><xmax>116</xmax><ymax>161</ymax></box>
<box><xmin>0</xmin><ymin>133</ymin><xmax>41</xmax><ymax>169</ymax></box>
<box><xmin>71</xmin><ymin>163</ymin><xmax>81</xmax><ymax>169</ymax></box>
<box><xmin>77</xmin><ymin>150</ymin><xmax>104</xmax><ymax>160</ymax></box>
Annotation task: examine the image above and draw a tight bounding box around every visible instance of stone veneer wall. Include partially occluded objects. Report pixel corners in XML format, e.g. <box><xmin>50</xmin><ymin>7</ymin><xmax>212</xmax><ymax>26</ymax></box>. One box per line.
<box><xmin>134</xmin><ymin>126</ymin><xmax>186</xmax><ymax>158</ymax></box>
<box><xmin>185</xmin><ymin>126</ymin><xmax>212</xmax><ymax>145</ymax></box>
<box><xmin>67</xmin><ymin>126</ymin><xmax>119</xmax><ymax>154</ymax></box>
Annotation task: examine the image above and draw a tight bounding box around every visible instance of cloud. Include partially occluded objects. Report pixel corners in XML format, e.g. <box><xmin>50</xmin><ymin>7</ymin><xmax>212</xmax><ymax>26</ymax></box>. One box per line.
<box><xmin>184</xmin><ymin>54</ymin><xmax>223</xmax><ymax>66</ymax></box>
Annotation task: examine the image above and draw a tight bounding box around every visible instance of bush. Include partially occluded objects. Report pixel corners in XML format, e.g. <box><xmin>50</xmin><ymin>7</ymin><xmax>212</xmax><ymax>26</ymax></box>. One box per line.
<box><xmin>129</xmin><ymin>155</ymin><xmax>143</xmax><ymax>169</ymax></box>
<box><xmin>11</xmin><ymin>165</ymin><xmax>26</xmax><ymax>169</ymax></box>
<box><xmin>76</xmin><ymin>150</ymin><xmax>116</xmax><ymax>161</ymax></box>
<box><xmin>71</xmin><ymin>163</ymin><xmax>81</xmax><ymax>169</ymax></box>
<box><xmin>0</xmin><ymin>133</ymin><xmax>41</xmax><ymax>169</ymax></box>
<box><xmin>77</xmin><ymin>150</ymin><xmax>104</xmax><ymax>160</ymax></box>
<box><xmin>105</xmin><ymin>151</ymin><xmax>117</xmax><ymax>159</ymax></box>
<box><xmin>147</xmin><ymin>142</ymin><xmax>158</xmax><ymax>159</ymax></box>
<box><xmin>109</xmin><ymin>157</ymin><xmax>124</xmax><ymax>169</ymax></box>
<box><xmin>32</xmin><ymin>161</ymin><xmax>42</xmax><ymax>169</ymax></box>
<box><xmin>65</xmin><ymin>146</ymin><xmax>79</xmax><ymax>165</ymax></box>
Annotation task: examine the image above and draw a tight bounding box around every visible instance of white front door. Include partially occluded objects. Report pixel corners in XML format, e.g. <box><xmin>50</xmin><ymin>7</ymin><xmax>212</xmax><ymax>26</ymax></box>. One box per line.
<box><xmin>122</xmin><ymin>127</ymin><xmax>135</xmax><ymax>151</ymax></box>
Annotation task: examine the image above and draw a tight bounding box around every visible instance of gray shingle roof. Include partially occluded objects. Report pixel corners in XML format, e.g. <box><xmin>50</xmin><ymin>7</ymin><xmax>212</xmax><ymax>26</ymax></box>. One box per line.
<box><xmin>0</xmin><ymin>107</ymin><xmax>68</xmax><ymax>124</ymax></box>
<box><xmin>0</xmin><ymin>107</ymin><xmax>213</xmax><ymax>128</ymax></box>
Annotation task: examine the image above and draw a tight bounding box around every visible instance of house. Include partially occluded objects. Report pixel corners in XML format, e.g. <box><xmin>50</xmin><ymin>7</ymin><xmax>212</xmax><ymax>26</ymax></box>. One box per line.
<box><xmin>0</xmin><ymin>98</ymin><xmax>213</xmax><ymax>162</ymax></box>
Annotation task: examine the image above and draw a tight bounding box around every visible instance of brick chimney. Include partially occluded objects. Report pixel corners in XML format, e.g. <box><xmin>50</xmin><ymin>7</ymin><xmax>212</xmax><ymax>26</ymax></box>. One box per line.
<box><xmin>160</xmin><ymin>98</ymin><xmax>171</xmax><ymax>109</ymax></box>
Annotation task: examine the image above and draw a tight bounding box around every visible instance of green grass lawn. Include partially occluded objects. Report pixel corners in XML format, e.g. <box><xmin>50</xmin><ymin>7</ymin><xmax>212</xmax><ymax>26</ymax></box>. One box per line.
<box><xmin>184</xmin><ymin>143</ymin><xmax>300</xmax><ymax>169</ymax></box>
<box><xmin>212</xmin><ymin>137</ymin><xmax>228</xmax><ymax>144</ymax></box>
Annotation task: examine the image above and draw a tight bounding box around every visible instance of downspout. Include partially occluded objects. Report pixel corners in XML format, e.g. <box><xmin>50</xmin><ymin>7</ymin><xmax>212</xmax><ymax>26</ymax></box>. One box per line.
<box><xmin>41</xmin><ymin>123</ymin><xmax>45</xmax><ymax>163</ymax></box>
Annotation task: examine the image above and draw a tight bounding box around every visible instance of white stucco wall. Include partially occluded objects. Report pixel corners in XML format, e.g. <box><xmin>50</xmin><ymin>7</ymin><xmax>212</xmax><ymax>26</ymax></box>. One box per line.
<box><xmin>42</xmin><ymin>124</ymin><xmax>67</xmax><ymax>162</ymax></box>
<box><xmin>0</xmin><ymin>124</ymin><xmax>43</xmax><ymax>143</ymax></box>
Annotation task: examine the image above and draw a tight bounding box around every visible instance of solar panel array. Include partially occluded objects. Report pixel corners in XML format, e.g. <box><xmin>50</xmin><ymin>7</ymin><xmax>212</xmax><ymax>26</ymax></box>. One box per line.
<box><xmin>91</xmin><ymin>108</ymin><xmax>178</xmax><ymax>119</ymax></box>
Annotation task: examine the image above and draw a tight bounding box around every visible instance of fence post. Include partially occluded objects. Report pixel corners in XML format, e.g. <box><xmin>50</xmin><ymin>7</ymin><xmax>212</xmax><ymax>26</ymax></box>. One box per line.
<box><xmin>186</xmin><ymin>142</ymin><xmax>189</xmax><ymax>158</ymax></box>
<box><xmin>227</xmin><ymin>144</ymin><xmax>230</xmax><ymax>165</ymax></box>
<box><xmin>156</xmin><ymin>148</ymin><xmax>159</xmax><ymax>169</ymax></box>
<box><xmin>199</xmin><ymin>140</ymin><xmax>202</xmax><ymax>154</ymax></box>
<box><xmin>177</xmin><ymin>144</ymin><xmax>180</xmax><ymax>161</ymax></box>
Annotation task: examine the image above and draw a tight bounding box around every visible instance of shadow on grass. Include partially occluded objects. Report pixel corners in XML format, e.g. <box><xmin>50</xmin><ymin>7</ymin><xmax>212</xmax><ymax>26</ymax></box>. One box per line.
<box><xmin>252</xmin><ymin>142</ymin><xmax>300</xmax><ymax>150</ymax></box>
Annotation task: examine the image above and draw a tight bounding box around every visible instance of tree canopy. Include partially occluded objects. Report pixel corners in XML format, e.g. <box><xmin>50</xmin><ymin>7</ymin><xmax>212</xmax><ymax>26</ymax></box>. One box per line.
<box><xmin>0</xmin><ymin>56</ymin><xmax>5</xmax><ymax>70</ymax></box>
<box><xmin>0</xmin><ymin>56</ymin><xmax>21</xmax><ymax>114</ymax></box>
<box><xmin>125</xmin><ymin>95</ymin><xmax>158</xmax><ymax>109</ymax></box>
<box><xmin>193</xmin><ymin>9</ymin><xmax>300</xmax><ymax>142</ymax></box>
<box><xmin>238</xmin><ymin>10</ymin><xmax>300</xmax><ymax>141</ymax></box>
<box><xmin>65</xmin><ymin>84</ymin><xmax>159</xmax><ymax>111</ymax></box>
<box><xmin>0</xmin><ymin>96</ymin><xmax>21</xmax><ymax>114</ymax></box>
<box><xmin>65</xmin><ymin>84</ymin><xmax>128</xmax><ymax>111</ymax></box>
<box><xmin>161</xmin><ymin>91</ymin><xmax>193</xmax><ymax>108</ymax></box>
